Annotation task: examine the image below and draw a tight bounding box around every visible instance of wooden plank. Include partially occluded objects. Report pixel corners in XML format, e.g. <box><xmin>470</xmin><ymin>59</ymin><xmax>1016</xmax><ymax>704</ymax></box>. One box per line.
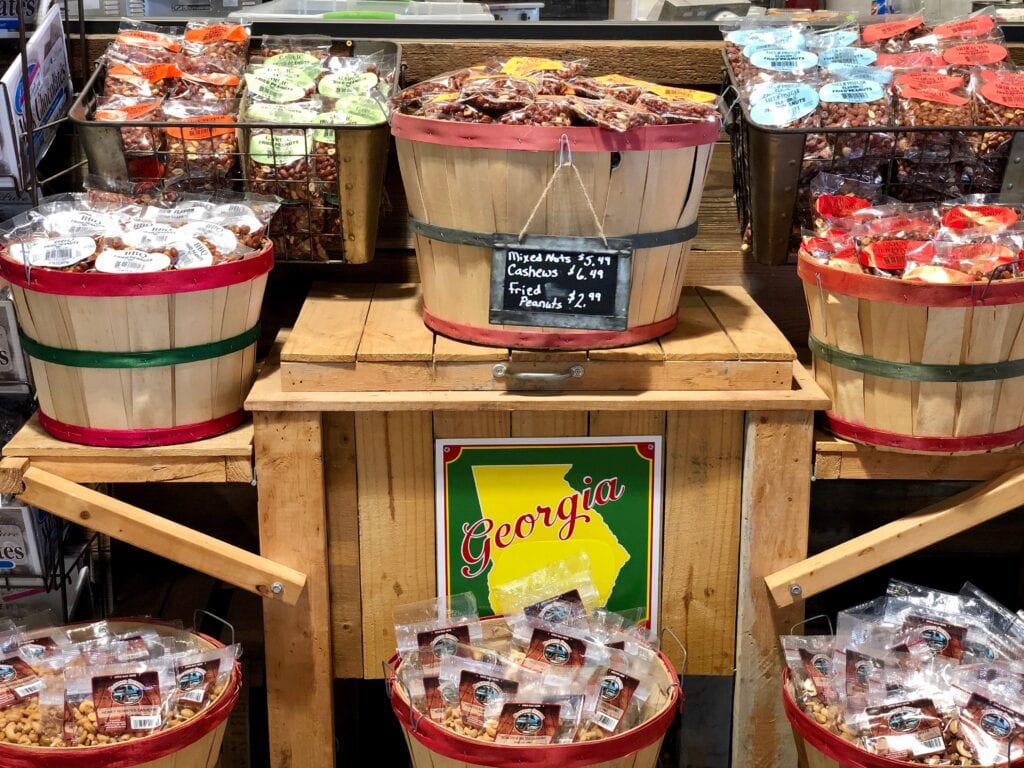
<box><xmin>767</xmin><ymin>465</ymin><xmax>1024</xmax><ymax>608</ymax></box>
<box><xmin>356</xmin><ymin>412</ymin><xmax>435</xmax><ymax>677</ymax></box>
<box><xmin>511</xmin><ymin>412</ymin><xmax>588</xmax><ymax>436</ymax></box>
<box><xmin>0</xmin><ymin>456</ymin><xmax>245</xmax><ymax>484</ymax></box>
<box><xmin>434</xmin><ymin>412</ymin><xmax>510</xmax><ymax>437</ymax></box>
<box><xmin>662</xmin><ymin>412</ymin><xmax>743</xmax><ymax>676</ymax></box>
<box><xmin>255</xmin><ymin>412</ymin><xmax>334</xmax><ymax>768</ymax></box>
<box><xmin>588</xmin><ymin>411</ymin><xmax>665</xmax><ymax>436</ymax></box>
<box><xmin>587</xmin><ymin>341</ymin><xmax>665</xmax><ymax>362</ymax></box>
<box><xmin>280</xmin><ymin>284</ymin><xmax>374</xmax><ymax>364</ymax></box>
<box><xmin>357</xmin><ymin>284</ymin><xmax>434</xmax><ymax>362</ymax></box>
<box><xmin>698</xmin><ymin>285</ymin><xmax>795</xmax><ymax>361</ymax></box>
<box><xmin>433</xmin><ymin>333</ymin><xmax>508</xmax><ymax>362</ymax></box>
<box><xmin>660</xmin><ymin>289</ymin><xmax>740</xmax><ymax>361</ymax></box>
<box><xmin>733</xmin><ymin>411</ymin><xmax>813</xmax><ymax>768</ymax></box>
<box><xmin>10</xmin><ymin>461</ymin><xmax>305</xmax><ymax>603</ymax></box>
<box><xmin>325</xmin><ymin>413</ymin><xmax>363</xmax><ymax>679</ymax></box>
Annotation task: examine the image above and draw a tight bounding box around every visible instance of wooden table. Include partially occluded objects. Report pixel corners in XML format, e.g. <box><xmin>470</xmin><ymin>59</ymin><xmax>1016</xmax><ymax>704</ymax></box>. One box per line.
<box><xmin>245</xmin><ymin>283</ymin><xmax>829</xmax><ymax>768</ymax></box>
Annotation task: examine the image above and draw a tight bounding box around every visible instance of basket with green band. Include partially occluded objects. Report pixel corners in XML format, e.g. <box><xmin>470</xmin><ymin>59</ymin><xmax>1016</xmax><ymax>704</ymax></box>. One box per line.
<box><xmin>0</xmin><ymin>242</ymin><xmax>273</xmax><ymax>447</ymax></box>
<box><xmin>799</xmin><ymin>252</ymin><xmax>1024</xmax><ymax>454</ymax></box>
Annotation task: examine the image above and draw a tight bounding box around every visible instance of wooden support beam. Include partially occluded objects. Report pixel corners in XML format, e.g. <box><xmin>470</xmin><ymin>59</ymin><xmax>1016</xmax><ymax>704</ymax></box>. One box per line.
<box><xmin>3</xmin><ymin>458</ymin><xmax>306</xmax><ymax>605</ymax></box>
<box><xmin>766</xmin><ymin>465</ymin><xmax>1024</xmax><ymax>608</ymax></box>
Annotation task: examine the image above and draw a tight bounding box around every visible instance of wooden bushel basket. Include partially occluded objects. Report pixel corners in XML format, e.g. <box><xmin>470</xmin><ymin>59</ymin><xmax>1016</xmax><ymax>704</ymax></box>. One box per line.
<box><xmin>782</xmin><ymin>672</ymin><xmax>1021</xmax><ymax>768</ymax></box>
<box><xmin>0</xmin><ymin>620</ymin><xmax>241</xmax><ymax>768</ymax></box>
<box><xmin>0</xmin><ymin>244</ymin><xmax>273</xmax><ymax>447</ymax></box>
<box><xmin>800</xmin><ymin>253</ymin><xmax>1024</xmax><ymax>454</ymax></box>
<box><xmin>392</xmin><ymin>114</ymin><xmax>720</xmax><ymax>350</ymax></box>
<box><xmin>387</xmin><ymin>633</ymin><xmax>682</xmax><ymax>768</ymax></box>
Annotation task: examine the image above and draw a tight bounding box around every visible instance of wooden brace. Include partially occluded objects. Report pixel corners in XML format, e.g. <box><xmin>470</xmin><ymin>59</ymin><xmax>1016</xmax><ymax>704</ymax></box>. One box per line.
<box><xmin>0</xmin><ymin>457</ymin><xmax>307</xmax><ymax>605</ymax></box>
<box><xmin>766</xmin><ymin>464</ymin><xmax>1024</xmax><ymax>608</ymax></box>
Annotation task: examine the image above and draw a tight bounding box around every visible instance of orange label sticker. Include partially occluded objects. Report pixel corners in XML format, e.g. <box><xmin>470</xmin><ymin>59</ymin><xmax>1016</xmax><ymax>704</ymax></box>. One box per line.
<box><xmin>117</xmin><ymin>30</ymin><xmax>181</xmax><ymax>52</ymax></box>
<box><xmin>900</xmin><ymin>86</ymin><xmax>969</xmax><ymax>106</ymax></box>
<box><xmin>183</xmin><ymin>71</ymin><xmax>240</xmax><ymax>87</ymax></box>
<box><xmin>933</xmin><ymin>15</ymin><xmax>996</xmax><ymax>40</ymax></box>
<box><xmin>981</xmin><ymin>76</ymin><xmax>1024</xmax><ymax>108</ymax></box>
<box><xmin>164</xmin><ymin>114</ymin><xmax>236</xmax><ymax>140</ymax></box>
<box><xmin>862</xmin><ymin>16</ymin><xmax>925</xmax><ymax>44</ymax></box>
<box><xmin>951</xmin><ymin>242</ymin><xmax>1017</xmax><ymax>263</ymax></box>
<box><xmin>500</xmin><ymin>57</ymin><xmax>569</xmax><ymax>78</ymax></box>
<box><xmin>184</xmin><ymin>24</ymin><xmax>249</xmax><ymax>44</ymax></box>
<box><xmin>815</xmin><ymin>194</ymin><xmax>871</xmax><ymax>221</ymax></box>
<box><xmin>646</xmin><ymin>84</ymin><xmax>718</xmax><ymax>103</ymax></box>
<box><xmin>876</xmin><ymin>51</ymin><xmax>945</xmax><ymax>69</ymax></box>
<box><xmin>942</xmin><ymin>43</ymin><xmax>1008</xmax><ymax>66</ymax></box>
<box><xmin>594</xmin><ymin>74</ymin><xmax>651</xmax><ymax>87</ymax></box>
<box><xmin>95</xmin><ymin>101</ymin><xmax>162</xmax><ymax>121</ymax></box>
<box><xmin>943</xmin><ymin>205</ymin><xmax>1019</xmax><ymax>231</ymax></box>
<box><xmin>895</xmin><ymin>71</ymin><xmax>963</xmax><ymax>91</ymax></box>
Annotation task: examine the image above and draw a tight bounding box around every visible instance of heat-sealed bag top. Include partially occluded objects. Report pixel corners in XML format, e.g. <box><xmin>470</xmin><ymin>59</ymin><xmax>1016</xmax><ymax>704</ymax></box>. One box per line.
<box><xmin>394</xmin><ymin>592</ymin><xmax>483</xmax><ymax>675</ymax></box>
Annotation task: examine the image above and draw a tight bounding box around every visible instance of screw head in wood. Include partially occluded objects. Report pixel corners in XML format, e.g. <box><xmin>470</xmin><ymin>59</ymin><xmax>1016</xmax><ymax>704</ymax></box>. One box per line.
<box><xmin>789</xmin><ymin>584</ymin><xmax>802</xmax><ymax>597</ymax></box>
<box><xmin>271</xmin><ymin>582</ymin><xmax>284</xmax><ymax>595</ymax></box>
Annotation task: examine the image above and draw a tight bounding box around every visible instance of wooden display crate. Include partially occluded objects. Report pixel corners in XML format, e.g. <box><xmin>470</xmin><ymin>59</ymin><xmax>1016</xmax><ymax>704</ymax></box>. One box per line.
<box><xmin>245</xmin><ymin>283</ymin><xmax>829</xmax><ymax>768</ymax></box>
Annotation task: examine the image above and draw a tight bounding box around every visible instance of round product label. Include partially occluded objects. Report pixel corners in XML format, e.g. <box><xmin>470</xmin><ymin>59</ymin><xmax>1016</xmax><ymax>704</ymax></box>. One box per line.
<box><xmin>819</xmin><ymin>47</ymin><xmax>877</xmax><ymax>68</ymax></box>
<box><xmin>9</xmin><ymin>237</ymin><xmax>96</xmax><ymax>268</ymax></box>
<box><xmin>820</xmin><ymin>79</ymin><xmax>885</xmax><ymax>104</ymax></box>
<box><xmin>95</xmin><ymin>249</ymin><xmax>171</xmax><ymax>273</ymax></box>
<box><xmin>245</xmin><ymin>68</ymin><xmax>312</xmax><ymax>104</ymax></box>
<box><xmin>749</xmin><ymin>83</ymin><xmax>818</xmax><ymax>126</ymax></box>
<box><xmin>214</xmin><ymin>203</ymin><xmax>256</xmax><ymax>219</ymax></box>
<box><xmin>942</xmin><ymin>43</ymin><xmax>1008</xmax><ymax>67</ymax></box>
<box><xmin>981</xmin><ymin>75</ymin><xmax>1024</xmax><ymax>109</ymax></box>
<box><xmin>266</xmin><ymin>52</ymin><xmax>323</xmax><ymax>80</ymax></box>
<box><xmin>170</xmin><ymin>238</ymin><xmax>215</xmax><ymax>269</ymax></box>
<box><xmin>827</xmin><ymin>64</ymin><xmax>892</xmax><ymax>84</ymax></box>
<box><xmin>245</xmin><ymin>101</ymin><xmax>319</xmax><ymax>124</ymax></box>
<box><xmin>933</xmin><ymin>14</ymin><xmax>996</xmax><ymax>40</ymax></box>
<box><xmin>862</xmin><ymin>16</ymin><xmax>924</xmax><ymax>44</ymax></box>
<box><xmin>177</xmin><ymin>222</ymin><xmax>238</xmax><ymax>254</ymax></box>
<box><xmin>318</xmin><ymin>71</ymin><xmax>379</xmax><ymax>100</ymax></box>
<box><xmin>142</xmin><ymin>203</ymin><xmax>213</xmax><ymax>224</ymax></box>
<box><xmin>123</xmin><ymin>222</ymin><xmax>177</xmax><ymax>251</ymax></box>
<box><xmin>808</xmin><ymin>29</ymin><xmax>859</xmax><ymax>50</ymax></box>
<box><xmin>748</xmin><ymin>47</ymin><xmax>817</xmax><ymax>72</ymax></box>
<box><xmin>42</xmin><ymin>211</ymin><xmax>111</xmax><ymax>238</ymax></box>
<box><xmin>728</xmin><ymin>27</ymin><xmax>806</xmax><ymax>48</ymax></box>
<box><xmin>249</xmin><ymin>132</ymin><xmax>309</xmax><ymax>166</ymax></box>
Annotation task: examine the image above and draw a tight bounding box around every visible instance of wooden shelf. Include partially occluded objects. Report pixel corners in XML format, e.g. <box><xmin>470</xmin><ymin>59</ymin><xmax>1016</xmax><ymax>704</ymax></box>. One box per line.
<box><xmin>2</xmin><ymin>415</ymin><xmax>254</xmax><ymax>484</ymax></box>
<box><xmin>814</xmin><ymin>430</ymin><xmax>1024</xmax><ymax>482</ymax></box>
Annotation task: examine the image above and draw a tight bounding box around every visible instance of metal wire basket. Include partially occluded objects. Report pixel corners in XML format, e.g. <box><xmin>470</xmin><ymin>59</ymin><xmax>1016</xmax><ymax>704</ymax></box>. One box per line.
<box><xmin>723</xmin><ymin>53</ymin><xmax>1024</xmax><ymax>265</ymax></box>
<box><xmin>69</xmin><ymin>38</ymin><xmax>400</xmax><ymax>264</ymax></box>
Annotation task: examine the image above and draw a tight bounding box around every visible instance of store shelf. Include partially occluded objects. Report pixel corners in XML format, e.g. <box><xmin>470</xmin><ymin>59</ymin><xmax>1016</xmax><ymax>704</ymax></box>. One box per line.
<box><xmin>814</xmin><ymin>430</ymin><xmax>1024</xmax><ymax>482</ymax></box>
<box><xmin>2</xmin><ymin>414</ymin><xmax>254</xmax><ymax>484</ymax></box>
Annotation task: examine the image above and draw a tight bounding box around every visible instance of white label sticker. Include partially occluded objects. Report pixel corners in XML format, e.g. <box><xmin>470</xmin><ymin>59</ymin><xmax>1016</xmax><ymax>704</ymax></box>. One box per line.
<box><xmin>9</xmin><ymin>237</ymin><xmax>96</xmax><ymax>268</ymax></box>
<box><xmin>729</xmin><ymin>27</ymin><xmax>806</xmax><ymax>48</ymax></box>
<box><xmin>820</xmin><ymin>79</ymin><xmax>886</xmax><ymax>104</ymax></box>
<box><xmin>749</xmin><ymin>47</ymin><xmax>818</xmax><ymax>72</ymax></box>
<box><xmin>43</xmin><ymin>211</ymin><xmax>111</xmax><ymax>238</ymax></box>
<box><xmin>95</xmin><ymin>249</ymin><xmax>171</xmax><ymax>274</ymax></box>
<box><xmin>171</xmin><ymin>238</ymin><xmax>215</xmax><ymax>269</ymax></box>
<box><xmin>129</xmin><ymin>715</ymin><xmax>162</xmax><ymax>731</ymax></box>
<box><xmin>214</xmin><ymin>203</ymin><xmax>255</xmax><ymax>219</ymax></box>
<box><xmin>179</xmin><ymin>222</ymin><xmax>237</xmax><ymax>253</ymax></box>
<box><xmin>142</xmin><ymin>204</ymin><xmax>212</xmax><ymax>224</ymax></box>
<box><xmin>808</xmin><ymin>29</ymin><xmax>859</xmax><ymax>50</ymax></box>
<box><xmin>828</xmin><ymin>64</ymin><xmax>892</xmax><ymax>84</ymax></box>
<box><xmin>182</xmin><ymin>688</ymin><xmax>207</xmax><ymax>704</ymax></box>
<box><xmin>14</xmin><ymin>679</ymin><xmax>42</xmax><ymax>697</ymax></box>
<box><xmin>749</xmin><ymin>83</ymin><xmax>819</xmax><ymax>126</ymax></box>
<box><xmin>123</xmin><ymin>222</ymin><xmax>177</xmax><ymax>251</ymax></box>
<box><xmin>819</xmin><ymin>47</ymin><xmax>877</xmax><ymax>68</ymax></box>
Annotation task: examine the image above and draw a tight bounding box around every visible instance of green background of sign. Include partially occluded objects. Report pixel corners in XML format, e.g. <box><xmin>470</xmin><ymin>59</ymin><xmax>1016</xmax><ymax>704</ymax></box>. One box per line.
<box><xmin>443</xmin><ymin>442</ymin><xmax>655</xmax><ymax>619</ymax></box>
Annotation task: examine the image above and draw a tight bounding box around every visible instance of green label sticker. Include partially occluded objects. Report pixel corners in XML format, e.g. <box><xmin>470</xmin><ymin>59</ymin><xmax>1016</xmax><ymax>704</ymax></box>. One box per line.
<box><xmin>245</xmin><ymin>101</ymin><xmax>318</xmax><ymax>124</ymax></box>
<box><xmin>245</xmin><ymin>67</ymin><xmax>312</xmax><ymax>104</ymax></box>
<box><xmin>249</xmin><ymin>132</ymin><xmax>309</xmax><ymax>166</ymax></box>
<box><xmin>312</xmin><ymin>96</ymin><xmax>386</xmax><ymax>143</ymax></box>
<box><xmin>266</xmin><ymin>52</ymin><xmax>323</xmax><ymax>80</ymax></box>
<box><xmin>318</xmin><ymin>71</ymin><xmax>379</xmax><ymax>99</ymax></box>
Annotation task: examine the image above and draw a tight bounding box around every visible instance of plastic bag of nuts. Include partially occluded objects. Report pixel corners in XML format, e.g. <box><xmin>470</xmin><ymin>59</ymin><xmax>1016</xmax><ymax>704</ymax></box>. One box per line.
<box><xmin>895</xmin><ymin>73</ymin><xmax>974</xmax><ymax>155</ymax></box>
<box><xmin>972</xmin><ymin>69</ymin><xmax>1024</xmax><ymax>158</ymax></box>
<box><xmin>941</xmin><ymin>40</ymin><xmax>1010</xmax><ymax>79</ymax></box>
<box><xmin>499</xmin><ymin>95</ymin><xmax>575</xmax><ymax>126</ymax></box>
<box><xmin>746</xmin><ymin>80</ymin><xmax>826</xmax><ymax>160</ymax></box>
<box><xmin>182</xmin><ymin>20</ymin><xmax>251</xmax><ymax>71</ymax></box>
<box><xmin>63</xmin><ymin>660</ymin><xmax>175</xmax><ymax>745</ymax></box>
<box><xmin>270</xmin><ymin>204</ymin><xmax>328</xmax><ymax>260</ymax></box>
<box><xmin>161</xmin><ymin>99</ymin><xmax>239</xmax><ymax>180</ymax></box>
<box><xmin>817</xmin><ymin>78</ymin><xmax>894</xmax><ymax>159</ymax></box>
<box><xmin>722</xmin><ymin>23</ymin><xmax>808</xmax><ymax>84</ymax></box>
<box><xmin>245</xmin><ymin>63</ymin><xmax>317</xmax><ymax>104</ymax></box>
<box><xmin>244</xmin><ymin>100</ymin><xmax>320</xmax><ymax>203</ymax></box>
<box><xmin>458</xmin><ymin>75</ymin><xmax>538</xmax><ymax>115</ymax></box>
<box><xmin>258</xmin><ymin>34</ymin><xmax>332</xmax><ymax>65</ymax></box>
<box><xmin>743</xmin><ymin>45</ymin><xmax>819</xmax><ymax>87</ymax></box>
<box><xmin>109</xmin><ymin>20</ymin><xmax>182</xmax><ymax>65</ymax></box>
<box><xmin>94</xmin><ymin>96</ymin><xmax>164</xmax><ymax>155</ymax></box>
<box><xmin>861</xmin><ymin>15</ymin><xmax>928</xmax><ymax>54</ymax></box>
<box><xmin>569</xmin><ymin>96</ymin><xmax>663</xmax><ymax>132</ymax></box>
<box><xmin>104</xmin><ymin>57</ymin><xmax>181</xmax><ymax>99</ymax></box>
<box><xmin>567</xmin><ymin>75</ymin><xmax>644</xmax><ymax>104</ymax></box>
<box><xmin>176</xmin><ymin>61</ymin><xmax>243</xmax><ymax>102</ymax></box>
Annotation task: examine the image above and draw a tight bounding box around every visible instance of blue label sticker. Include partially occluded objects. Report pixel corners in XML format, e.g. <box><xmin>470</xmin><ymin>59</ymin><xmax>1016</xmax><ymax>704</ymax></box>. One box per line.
<box><xmin>828</xmin><ymin>64</ymin><xmax>892</xmax><ymax>84</ymax></box>
<box><xmin>749</xmin><ymin>47</ymin><xmax>818</xmax><ymax>72</ymax></box>
<box><xmin>809</xmin><ymin>30</ymin><xmax>860</xmax><ymax>50</ymax></box>
<box><xmin>749</xmin><ymin>83</ymin><xmax>819</xmax><ymax>126</ymax></box>
<box><xmin>820</xmin><ymin>47</ymin><xmax>878</xmax><ymax>68</ymax></box>
<box><xmin>820</xmin><ymin>79</ymin><xmax>886</xmax><ymax>103</ymax></box>
<box><xmin>727</xmin><ymin>27</ymin><xmax>807</xmax><ymax>48</ymax></box>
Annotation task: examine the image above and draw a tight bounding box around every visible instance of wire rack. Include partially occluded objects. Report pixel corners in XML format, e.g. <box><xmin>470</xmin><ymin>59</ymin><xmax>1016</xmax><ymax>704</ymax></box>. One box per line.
<box><xmin>723</xmin><ymin>56</ymin><xmax>1024</xmax><ymax>265</ymax></box>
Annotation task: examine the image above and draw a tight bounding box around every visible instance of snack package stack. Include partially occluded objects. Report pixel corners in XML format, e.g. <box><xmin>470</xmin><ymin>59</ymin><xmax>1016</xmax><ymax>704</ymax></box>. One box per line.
<box><xmin>782</xmin><ymin>580</ymin><xmax>1024</xmax><ymax>767</ymax></box>
<box><xmin>243</xmin><ymin>36</ymin><xmax>394</xmax><ymax>260</ymax></box>
<box><xmin>0</xmin><ymin>193</ymin><xmax>279</xmax><ymax>274</ymax></box>
<box><xmin>799</xmin><ymin>176</ymin><xmax>1024</xmax><ymax>283</ymax></box>
<box><xmin>392</xmin><ymin>558</ymin><xmax>669</xmax><ymax>746</ymax></box>
<box><xmin>391</xmin><ymin>56</ymin><xmax>720</xmax><ymax>131</ymax></box>
<box><xmin>0</xmin><ymin>613</ymin><xmax>239</xmax><ymax>750</ymax></box>
<box><xmin>721</xmin><ymin>8</ymin><xmax>1024</xmax><ymax>251</ymax></box>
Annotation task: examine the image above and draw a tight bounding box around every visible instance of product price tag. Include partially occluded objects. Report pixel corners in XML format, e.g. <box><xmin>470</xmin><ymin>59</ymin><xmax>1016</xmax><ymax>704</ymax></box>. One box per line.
<box><xmin>815</xmin><ymin>194</ymin><xmax>871</xmax><ymax>220</ymax></box>
<box><xmin>178</xmin><ymin>222</ymin><xmax>237</xmax><ymax>254</ymax></box>
<box><xmin>489</xmin><ymin>235</ymin><xmax>632</xmax><ymax>331</ymax></box>
<box><xmin>266</xmin><ymin>52</ymin><xmax>323</xmax><ymax>80</ymax></box>
<box><xmin>245</xmin><ymin>68</ymin><xmax>312</xmax><ymax>104</ymax></box>
<box><xmin>943</xmin><ymin>205</ymin><xmax>1019</xmax><ymax>231</ymax></box>
<box><xmin>728</xmin><ymin>27</ymin><xmax>806</xmax><ymax>48</ymax></box>
<box><xmin>820</xmin><ymin>79</ymin><xmax>885</xmax><ymax>104</ymax></box>
<box><xmin>170</xmin><ymin>238</ymin><xmax>215</xmax><ymax>269</ymax></box>
<box><xmin>749</xmin><ymin>83</ymin><xmax>818</xmax><ymax>126</ymax></box>
<box><xmin>749</xmin><ymin>47</ymin><xmax>817</xmax><ymax>72</ymax></box>
<box><xmin>895</xmin><ymin>71</ymin><xmax>963</xmax><ymax>91</ymax></box>
<box><xmin>95</xmin><ymin>249</ymin><xmax>171</xmax><ymax>274</ymax></box>
<box><xmin>249</xmin><ymin>132</ymin><xmax>309</xmax><ymax>166</ymax></box>
<box><xmin>245</xmin><ymin>101</ymin><xmax>318</xmax><ymax>124</ymax></box>
<box><xmin>9</xmin><ymin>237</ymin><xmax>95</xmax><ymax>268</ymax></box>
<box><xmin>123</xmin><ymin>222</ymin><xmax>176</xmax><ymax>251</ymax></box>
<box><xmin>318</xmin><ymin>71</ymin><xmax>379</xmax><ymax>99</ymax></box>
<box><xmin>819</xmin><ymin>47</ymin><xmax>877</xmax><ymax>68</ymax></box>
<box><xmin>942</xmin><ymin>43</ymin><xmax>1008</xmax><ymax>67</ymax></box>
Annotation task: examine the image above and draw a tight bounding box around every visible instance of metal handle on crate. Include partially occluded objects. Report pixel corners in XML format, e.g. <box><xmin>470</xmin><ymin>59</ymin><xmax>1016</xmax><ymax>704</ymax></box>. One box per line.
<box><xmin>790</xmin><ymin>614</ymin><xmax>834</xmax><ymax>637</ymax></box>
<box><xmin>493</xmin><ymin>364</ymin><xmax>584</xmax><ymax>382</ymax></box>
<box><xmin>659</xmin><ymin>627</ymin><xmax>688</xmax><ymax>715</ymax></box>
<box><xmin>193</xmin><ymin>609</ymin><xmax>236</xmax><ymax>648</ymax></box>
<box><xmin>382</xmin><ymin>659</ymin><xmax>426</xmax><ymax>733</ymax></box>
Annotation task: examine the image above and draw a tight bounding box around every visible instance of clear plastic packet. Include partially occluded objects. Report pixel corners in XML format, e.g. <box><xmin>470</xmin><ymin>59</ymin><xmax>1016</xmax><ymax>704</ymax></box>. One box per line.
<box><xmin>499</xmin><ymin>95</ymin><xmax>575</xmax><ymax>126</ymax></box>
<box><xmin>816</xmin><ymin>78</ymin><xmax>893</xmax><ymax>159</ymax></box>
<box><xmin>744</xmin><ymin>81</ymin><xmax>821</xmax><ymax>157</ymax></box>
<box><xmin>886</xmin><ymin>580</ymin><xmax>963</xmax><ymax>614</ymax></box>
<box><xmin>959</xmin><ymin>691</ymin><xmax>1024</xmax><ymax>765</ymax></box>
<box><xmin>848</xmin><ymin>205</ymin><xmax>941</xmax><ymax>277</ymax></box>
<box><xmin>511</xmin><ymin>619</ymin><xmax>609</xmax><ymax>677</ymax></box>
<box><xmin>960</xmin><ymin>582</ymin><xmax>1024</xmax><ymax>652</ymax></box>
<box><xmin>258</xmin><ymin>34</ymin><xmax>332</xmax><ymax>66</ymax></box>
<box><xmin>798</xmin><ymin>231</ymin><xmax>861</xmax><ymax>273</ymax></box>
<box><xmin>160</xmin><ymin>99</ymin><xmax>239</xmax><ymax>179</ymax></box>
<box><xmin>862</xmin><ymin>15</ymin><xmax>928</xmax><ymax>54</ymax></box>
<box><xmin>973</xmin><ymin>69</ymin><xmax>1024</xmax><ymax>159</ymax></box>
<box><xmin>183</xmin><ymin>20</ymin><xmax>250</xmax><ymax>70</ymax></box>
<box><xmin>884</xmin><ymin>597</ymin><xmax>974</xmax><ymax>664</ymax></box>
<box><xmin>104</xmin><ymin>56</ymin><xmax>181</xmax><ymax>99</ymax></box>
<box><xmin>567</xmin><ymin>76</ymin><xmax>643</xmax><ymax>104</ymax></box>
<box><xmin>894</xmin><ymin>73</ymin><xmax>973</xmax><ymax>157</ymax></box>
<box><xmin>0</xmin><ymin>648</ymin><xmax>44</xmax><ymax>710</ymax></box>
<box><xmin>876</xmin><ymin>50</ymin><xmax>947</xmax><ymax>72</ymax></box>
<box><xmin>109</xmin><ymin>20</ymin><xmax>183</xmax><ymax>65</ymax></box>
<box><xmin>439</xmin><ymin>653</ymin><xmax>532</xmax><ymax>730</ymax></box>
<box><xmin>64</xmin><ymin>659</ymin><xmax>175</xmax><ymax>745</ymax></box>
<box><xmin>914</xmin><ymin>6</ymin><xmax>1001</xmax><ymax>47</ymax></box>
<box><xmin>391</xmin><ymin>67</ymin><xmax>483</xmax><ymax>114</ymax></box>
<box><xmin>18</xmin><ymin>625</ymin><xmax>71</xmax><ymax>668</ymax></box>
<box><xmin>394</xmin><ymin>593</ymin><xmax>483</xmax><ymax>676</ymax></box>
<box><xmin>744</xmin><ymin>45</ymin><xmax>819</xmax><ymax>86</ymax></box>
<box><xmin>245</xmin><ymin>64</ymin><xmax>317</xmax><ymax>105</ymax></box>
<box><xmin>37</xmin><ymin>669</ymin><xmax>66</xmax><ymax>747</ymax></box>
<box><xmin>318</xmin><ymin>59</ymin><xmax>384</xmax><ymax>103</ymax></box>
<box><xmin>721</xmin><ymin>21</ymin><xmax>808</xmax><ymax>83</ymax></box>
<box><xmin>495</xmin><ymin>55</ymin><xmax>587</xmax><ymax>82</ymax></box>
<box><xmin>941</xmin><ymin>197</ymin><xmax>1021</xmax><ymax>234</ymax></box>
<box><xmin>810</xmin><ymin>172</ymin><xmax>884</xmax><ymax>233</ymax></box>
<box><xmin>491</xmin><ymin>697</ymin><xmax>571</xmax><ymax>745</ymax></box>
<box><xmin>915</xmin><ymin>236</ymin><xmax>1019</xmax><ymax>283</ymax></box>
<box><xmin>862</xmin><ymin>697</ymin><xmax>948</xmax><ymax>760</ymax></box>
<box><xmin>940</xmin><ymin>40</ymin><xmax>1010</xmax><ymax>78</ymax></box>
<box><xmin>177</xmin><ymin>60</ymin><xmax>243</xmax><ymax>102</ymax></box>
<box><xmin>584</xmin><ymin>649</ymin><xmax>656</xmax><ymax>736</ymax></box>
<box><xmin>782</xmin><ymin>635</ymin><xmax>837</xmax><ymax>707</ymax></box>
<box><xmin>952</xmin><ymin>661</ymin><xmax>1024</xmax><ymax>709</ymax></box>
<box><xmin>205</xmin><ymin>192</ymin><xmax>280</xmax><ymax>250</ymax></box>
<box><xmin>457</xmin><ymin>75</ymin><xmax>537</xmax><ymax>114</ymax></box>
<box><xmin>401</xmin><ymin>666</ymin><xmax>451</xmax><ymax>724</ymax></box>
<box><xmin>326</xmin><ymin>50</ymin><xmax>399</xmax><ymax>98</ymax></box>
<box><xmin>169</xmin><ymin>644</ymin><xmax>238</xmax><ymax>718</ymax></box>
<box><xmin>420</xmin><ymin>94</ymin><xmax>494</xmax><ymax>123</ymax></box>
<box><xmin>633</xmin><ymin>92</ymin><xmax>718</xmax><ymax>124</ymax></box>
<box><xmin>806</xmin><ymin>23</ymin><xmax>861</xmax><ymax>53</ymax></box>
<box><xmin>491</xmin><ymin>555</ymin><xmax>600</xmax><ymax>617</ymax></box>
<box><xmin>94</xmin><ymin>95</ymin><xmax>164</xmax><ymax>155</ymax></box>
<box><xmin>818</xmin><ymin>46</ymin><xmax>878</xmax><ymax>70</ymax></box>
<box><xmin>245</xmin><ymin>102</ymin><xmax>319</xmax><ymax>203</ymax></box>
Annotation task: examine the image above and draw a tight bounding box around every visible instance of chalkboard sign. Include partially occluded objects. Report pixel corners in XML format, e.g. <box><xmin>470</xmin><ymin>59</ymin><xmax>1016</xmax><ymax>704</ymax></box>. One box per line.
<box><xmin>489</xmin><ymin>236</ymin><xmax>633</xmax><ymax>331</ymax></box>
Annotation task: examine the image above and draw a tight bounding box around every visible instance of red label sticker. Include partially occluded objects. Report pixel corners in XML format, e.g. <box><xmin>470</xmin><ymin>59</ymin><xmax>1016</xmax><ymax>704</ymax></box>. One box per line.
<box><xmin>877</xmin><ymin>51</ymin><xmax>946</xmax><ymax>69</ymax></box>
<box><xmin>899</xmin><ymin>86</ymin><xmax>969</xmax><ymax>106</ymax></box>
<box><xmin>117</xmin><ymin>30</ymin><xmax>181</xmax><ymax>52</ymax></box>
<box><xmin>933</xmin><ymin>15</ymin><xmax>996</xmax><ymax>40</ymax></box>
<box><xmin>942</xmin><ymin>43</ymin><xmax>1008</xmax><ymax>66</ymax></box>
<box><xmin>981</xmin><ymin>75</ymin><xmax>1024</xmax><ymax>108</ymax></box>
<box><xmin>164</xmin><ymin>114</ymin><xmax>236</xmax><ymax>140</ymax></box>
<box><xmin>815</xmin><ymin>194</ymin><xmax>871</xmax><ymax>221</ymax></box>
<box><xmin>862</xmin><ymin>239</ymin><xmax>930</xmax><ymax>271</ymax></box>
<box><xmin>942</xmin><ymin>205</ymin><xmax>1019</xmax><ymax>231</ymax></box>
<box><xmin>94</xmin><ymin>101</ymin><xmax>162</xmax><ymax>121</ymax></box>
<box><xmin>895</xmin><ymin>71</ymin><xmax>963</xmax><ymax>91</ymax></box>
<box><xmin>951</xmin><ymin>242</ymin><xmax>1017</xmax><ymax>264</ymax></box>
<box><xmin>863</xmin><ymin>16</ymin><xmax>925</xmax><ymax>44</ymax></box>
<box><xmin>184</xmin><ymin>24</ymin><xmax>249</xmax><ymax>43</ymax></box>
